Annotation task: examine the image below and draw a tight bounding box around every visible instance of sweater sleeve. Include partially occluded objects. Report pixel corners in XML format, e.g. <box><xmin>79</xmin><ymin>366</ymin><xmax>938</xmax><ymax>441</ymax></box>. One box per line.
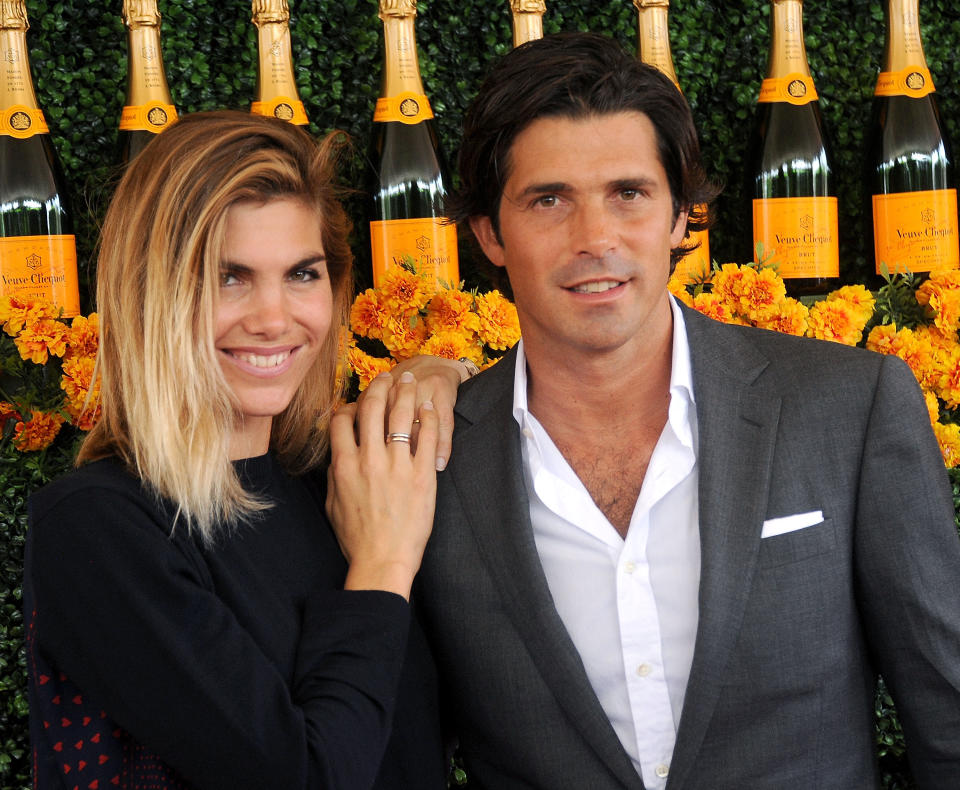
<box><xmin>26</xmin><ymin>471</ymin><xmax>412</xmax><ymax>790</ymax></box>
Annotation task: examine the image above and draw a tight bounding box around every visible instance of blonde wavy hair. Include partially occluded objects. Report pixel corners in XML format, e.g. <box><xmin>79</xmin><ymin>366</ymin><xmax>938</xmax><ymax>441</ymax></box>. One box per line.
<box><xmin>79</xmin><ymin>110</ymin><xmax>353</xmax><ymax>542</ymax></box>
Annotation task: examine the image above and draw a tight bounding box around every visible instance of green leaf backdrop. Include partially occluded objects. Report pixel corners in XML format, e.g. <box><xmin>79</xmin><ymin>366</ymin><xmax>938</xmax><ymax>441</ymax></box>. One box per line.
<box><xmin>4</xmin><ymin>0</ymin><xmax>960</xmax><ymax>786</ymax></box>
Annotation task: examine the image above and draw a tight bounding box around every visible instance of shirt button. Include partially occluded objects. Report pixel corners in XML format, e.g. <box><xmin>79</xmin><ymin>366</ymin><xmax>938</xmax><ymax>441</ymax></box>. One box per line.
<box><xmin>624</xmin><ymin>561</ymin><xmax>636</xmax><ymax>574</ymax></box>
<box><xmin>655</xmin><ymin>764</ymin><xmax>669</xmax><ymax>779</ymax></box>
<box><xmin>636</xmin><ymin>663</ymin><xmax>651</xmax><ymax>677</ymax></box>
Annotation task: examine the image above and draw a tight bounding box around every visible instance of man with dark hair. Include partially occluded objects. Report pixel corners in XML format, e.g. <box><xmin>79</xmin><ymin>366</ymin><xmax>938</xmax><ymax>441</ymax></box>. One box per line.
<box><xmin>417</xmin><ymin>32</ymin><xmax>960</xmax><ymax>790</ymax></box>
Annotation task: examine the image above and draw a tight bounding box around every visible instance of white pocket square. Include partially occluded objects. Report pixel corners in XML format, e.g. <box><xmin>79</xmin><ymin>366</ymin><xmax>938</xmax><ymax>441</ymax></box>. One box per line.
<box><xmin>761</xmin><ymin>510</ymin><xmax>824</xmax><ymax>539</ymax></box>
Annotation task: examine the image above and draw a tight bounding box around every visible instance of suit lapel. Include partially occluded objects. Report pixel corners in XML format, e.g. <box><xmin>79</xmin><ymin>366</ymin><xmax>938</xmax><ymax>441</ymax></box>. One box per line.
<box><xmin>451</xmin><ymin>349</ymin><xmax>645</xmax><ymax>790</ymax></box>
<box><xmin>667</xmin><ymin>307</ymin><xmax>782</xmax><ymax>790</ymax></box>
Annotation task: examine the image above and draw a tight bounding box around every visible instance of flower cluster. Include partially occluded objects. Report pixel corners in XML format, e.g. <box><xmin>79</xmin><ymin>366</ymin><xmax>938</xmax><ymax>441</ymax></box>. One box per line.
<box><xmin>669</xmin><ymin>263</ymin><xmax>960</xmax><ymax>467</ymax></box>
<box><xmin>347</xmin><ymin>265</ymin><xmax>521</xmax><ymax>390</ymax></box>
<box><xmin>0</xmin><ymin>296</ymin><xmax>101</xmax><ymax>452</ymax></box>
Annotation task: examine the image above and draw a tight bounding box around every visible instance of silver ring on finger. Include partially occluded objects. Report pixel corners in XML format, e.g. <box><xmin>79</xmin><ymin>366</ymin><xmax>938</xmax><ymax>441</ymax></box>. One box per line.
<box><xmin>386</xmin><ymin>432</ymin><xmax>412</xmax><ymax>444</ymax></box>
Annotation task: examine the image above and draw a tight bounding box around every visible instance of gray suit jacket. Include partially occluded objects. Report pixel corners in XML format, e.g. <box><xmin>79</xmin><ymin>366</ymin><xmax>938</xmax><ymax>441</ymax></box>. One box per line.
<box><xmin>417</xmin><ymin>305</ymin><xmax>960</xmax><ymax>790</ymax></box>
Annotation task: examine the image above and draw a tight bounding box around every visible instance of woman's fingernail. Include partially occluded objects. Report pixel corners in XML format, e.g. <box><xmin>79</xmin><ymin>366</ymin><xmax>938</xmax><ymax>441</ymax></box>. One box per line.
<box><xmin>422</xmin><ymin>400</ymin><xmax>434</xmax><ymax>410</ymax></box>
<box><xmin>400</xmin><ymin>371</ymin><xmax>415</xmax><ymax>383</ymax></box>
<box><xmin>435</xmin><ymin>456</ymin><xmax>447</xmax><ymax>471</ymax></box>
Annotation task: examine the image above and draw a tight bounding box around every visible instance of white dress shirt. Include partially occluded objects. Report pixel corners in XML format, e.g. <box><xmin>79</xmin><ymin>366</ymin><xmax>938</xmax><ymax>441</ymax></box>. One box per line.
<box><xmin>513</xmin><ymin>297</ymin><xmax>701</xmax><ymax>790</ymax></box>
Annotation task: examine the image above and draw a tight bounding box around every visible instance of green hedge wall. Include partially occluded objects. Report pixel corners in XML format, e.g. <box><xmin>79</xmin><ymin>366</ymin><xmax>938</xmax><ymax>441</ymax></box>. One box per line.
<box><xmin>4</xmin><ymin>0</ymin><xmax>960</xmax><ymax>787</ymax></box>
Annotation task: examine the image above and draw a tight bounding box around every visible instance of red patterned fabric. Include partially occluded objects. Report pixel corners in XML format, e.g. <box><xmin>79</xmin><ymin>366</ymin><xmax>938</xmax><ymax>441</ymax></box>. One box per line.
<box><xmin>26</xmin><ymin>606</ymin><xmax>192</xmax><ymax>790</ymax></box>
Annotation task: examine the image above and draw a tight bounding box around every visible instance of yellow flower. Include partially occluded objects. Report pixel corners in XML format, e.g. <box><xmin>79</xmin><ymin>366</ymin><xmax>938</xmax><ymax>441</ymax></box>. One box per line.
<box><xmin>425</xmin><ymin>289</ymin><xmax>481</xmax><ymax>336</ymax></box>
<box><xmin>61</xmin><ymin>354</ymin><xmax>101</xmax><ymax>430</ymax></box>
<box><xmin>753</xmin><ymin>297</ymin><xmax>809</xmax><ymax>336</ymax></box>
<box><xmin>827</xmin><ymin>285</ymin><xmax>875</xmax><ymax>324</ymax></box>
<box><xmin>13</xmin><ymin>410</ymin><xmax>64</xmax><ymax>452</ymax></box>
<box><xmin>350</xmin><ymin>289</ymin><xmax>389</xmax><ymax>340</ymax></box>
<box><xmin>896</xmin><ymin>330</ymin><xmax>938</xmax><ymax>390</ymax></box>
<box><xmin>381</xmin><ymin>313</ymin><xmax>429</xmax><ymax>360</ymax></box>
<box><xmin>924</xmin><ymin>391</ymin><xmax>942</xmax><ymax>425</ymax></box>
<box><xmin>14</xmin><ymin>317</ymin><xmax>69</xmax><ymax>364</ymax></box>
<box><xmin>865</xmin><ymin>323</ymin><xmax>905</xmax><ymax>356</ymax></box>
<box><xmin>64</xmin><ymin>312</ymin><xmax>99</xmax><ymax>359</ymax></box>
<box><xmin>916</xmin><ymin>278</ymin><xmax>960</xmax><ymax>336</ymax></box>
<box><xmin>934</xmin><ymin>346</ymin><xmax>960</xmax><ymax>409</ymax></box>
<box><xmin>475</xmin><ymin>290</ymin><xmax>521</xmax><ymax>351</ymax></box>
<box><xmin>379</xmin><ymin>266</ymin><xmax>432</xmax><ymax>316</ymax></box>
<box><xmin>709</xmin><ymin>263</ymin><xmax>752</xmax><ymax>313</ymax></box>
<box><xmin>691</xmin><ymin>292</ymin><xmax>735</xmax><ymax>324</ymax></box>
<box><xmin>737</xmin><ymin>266</ymin><xmax>787</xmax><ymax>322</ymax></box>
<box><xmin>419</xmin><ymin>329</ymin><xmax>483</xmax><ymax>364</ymax></box>
<box><xmin>667</xmin><ymin>270</ymin><xmax>693</xmax><ymax>307</ymax></box>
<box><xmin>806</xmin><ymin>300</ymin><xmax>863</xmax><ymax>346</ymax></box>
<box><xmin>932</xmin><ymin>420</ymin><xmax>960</xmax><ymax>468</ymax></box>
<box><xmin>1</xmin><ymin>295</ymin><xmax>57</xmax><ymax>336</ymax></box>
<box><xmin>347</xmin><ymin>345</ymin><xmax>395</xmax><ymax>391</ymax></box>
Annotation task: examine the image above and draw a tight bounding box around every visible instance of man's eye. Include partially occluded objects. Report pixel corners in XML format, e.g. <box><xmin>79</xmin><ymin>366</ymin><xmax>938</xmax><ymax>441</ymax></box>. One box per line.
<box><xmin>535</xmin><ymin>195</ymin><xmax>558</xmax><ymax>208</ymax></box>
<box><xmin>619</xmin><ymin>189</ymin><xmax>640</xmax><ymax>200</ymax></box>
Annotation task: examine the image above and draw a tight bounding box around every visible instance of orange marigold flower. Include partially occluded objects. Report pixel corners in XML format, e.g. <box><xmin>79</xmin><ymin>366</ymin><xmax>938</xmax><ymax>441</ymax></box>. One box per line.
<box><xmin>1</xmin><ymin>295</ymin><xmax>56</xmax><ymax>335</ymax></box>
<box><xmin>65</xmin><ymin>312</ymin><xmax>99</xmax><ymax>359</ymax></box>
<box><xmin>350</xmin><ymin>289</ymin><xmax>389</xmax><ymax>340</ymax></box>
<box><xmin>895</xmin><ymin>331</ymin><xmax>938</xmax><ymax>390</ymax></box>
<box><xmin>827</xmin><ymin>284</ymin><xmax>875</xmax><ymax>324</ymax></box>
<box><xmin>425</xmin><ymin>289</ymin><xmax>481</xmax><ymax>336</ymax></box>
<box><xmin>934</xmin><ymin>347</ymin><xmax>960</xmax><ymax>409</ymax></box>
<box><xmin>737</xmin><ymin>266</ymin><xmax>786</xmax><ymax>322</ymax></box>
<box><xmin>475</xmin><ymin>290</ymin><xmax>521</xmax><ymax>351</ymax></box>
<box><xmin>0</xmin><ymin>400</ymin><xmax>20</xmax><ymax>425</ymax></box>
<box><xmin>13</xmin><ymin>410</ymin><xmax>64</xmax><ymax>452</ymax></box>
<box><xmin>379</xmin><ymin>266</ymin><xmax>432</xmax><ymax>316</ymax></box>
<box><xmin>666</xmin><ymin>270</ymin><xmax>693</xmax><ymax>307</ymax></box>
<box><xmin>347</xmin><ymin>345</ymin><xmax>395</xmax><ymax>391</ymax></box>
<box><xmin>806</xmin><ymin>300</ymin><xmax>863</xmax><ymax>346</ymax></box>
<box><xmin>932</xmin><ymin>421</ymin><xmax>960</xmax><ymax>468</ymax></box>
<box><xmin>924</xmin><ymin>391</ymin><xmax>942</xmax><ymax>425</ymax></box>
<box><xmin>14</xmin><ymin>317</ymin><xmax>69</xmax><ymax>364</ymax></box>
<box><xmin>691</xmin><ymin>292</ymin><xmax>735</xmax><ymax>324</ymax></box>
<box><xmin>381</xmin><ymin>313</ymin><xmax>429</xmax><ymax>360</ymax></box>
<box><xmin>709</xmin><ymin>263</ymin><xmax>752</xmax><ymax>311</ymax></box>
<box><xmin>915</xmin><ymin>323</ymin><xmax>958</xmax><ymax>353</ymax></box>
<box><xmin>754</xmin><ymin>297</ymin><xmax>809</xmax><ymax>336</ymax></box>
<box><xmin>419</xmin><ymin>329</ymin><xmax>483</xmax><ymax>364</ymax></box>
<box><xmin>61</xmin><ymin>354</ymin><xmax>102</xmax><ymax>430</ymax></box>
<box><xmin>916</xmin><ymin>280</ymin><xmax>960</xmax><ymax>336</ymax></box>
<box><xmin>865</xmin><ymin>323</ymin><xmax>904</xmax><ymax>356</ymax></box>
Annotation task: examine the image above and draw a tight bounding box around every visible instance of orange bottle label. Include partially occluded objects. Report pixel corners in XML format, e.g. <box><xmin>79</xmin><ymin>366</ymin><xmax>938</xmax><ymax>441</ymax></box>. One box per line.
<box><xmin>673</xmin><ymin>228</ymin><xmax>711</xmax><ymax>283</ymax></box>
<box><xmin>119</xmin><ymin>102</ymin><xmax>178</xmax><ymax>133</ymax></box>
<box><xmin>373</xmin><ymin>92</ymin><xmax>434</xmax><ymax>125</ymax></box>
<box><xmin>752</xmin><ymin>196</ymin><xmax>839</xmax><ymax>278</ymax></box>
<box><xmin>250</xmin><ymin>97</ymin><xmax>309</xmax><ymax>125</ymax></box>
<box><xmin>370</xmin><ymin>217</ymin><xmax>459</xmax><ymax>290</ymax></box>
<box><xmin>757</xmin><ymin>74</ymin><xmax>819</xmax><ymax>106</ymax></box>
<box><xmin>874</xmin><ymin>67</ymin><xmax>935</xmax><ymax>98</ymax></box>
<box><xmin>0</xmin><ymin>234</ymin><xmax>80</xmax><ymax>317</ymax></box>
<box><xmin>0</xmin><ymin>106</ymin><xmax>50</xmax><ymax>139</ymax></box>
<box><xmin>873</xmin><ymin>189</ymin><xmax>959</xmax><ymax>275</ymax></box>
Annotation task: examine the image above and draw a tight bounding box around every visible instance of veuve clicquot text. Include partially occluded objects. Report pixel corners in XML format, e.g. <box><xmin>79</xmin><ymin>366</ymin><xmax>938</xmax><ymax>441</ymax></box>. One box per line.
<box><xmin>251</xmin><ymin>0</ymin><xmax>308</xmax><ymax>125</ymax></box>
<box><xmin>635</xmin><ymin>0</ymin><xmax>710</xmax><ymax>283</ymax></box>
<box><xmin>0</xmin><ymin>0</ymin><xmax>79</xmax><ymax>315</ymax></box>
<box><xmin>370</xmin><ymin>0</ymin><xmax>458</xmax><ymax>290</ymax></box>
<box><xmin>118</xmin><ymin>0</ymin><xmax>177</xmax><ymax>165</ymax></box>
<box><xmin>867</xmin><ymin>0</ymin><xmax>958</xmax><ymax>279</ymax></box>
<box><xmin>748</xmin><ymin>0</ymin><xmax>838</xmax><ymax>296</ymax></box>
<box><xmin>510</xmin><ymin>0</ymin><xmax>545</xmax><ymax>48</ymax></box>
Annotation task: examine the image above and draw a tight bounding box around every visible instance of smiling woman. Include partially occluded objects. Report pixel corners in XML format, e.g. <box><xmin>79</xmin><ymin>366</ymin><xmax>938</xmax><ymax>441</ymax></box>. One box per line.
<box><xmin>21</xmin><ymin>111</ymin><xmax>451</xmax><ymax>790</ymax></box>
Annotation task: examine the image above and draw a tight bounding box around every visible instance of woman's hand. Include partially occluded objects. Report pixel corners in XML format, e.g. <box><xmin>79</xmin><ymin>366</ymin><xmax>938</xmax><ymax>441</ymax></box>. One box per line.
<box><xmin>382</xmin><ymin>356</ymin><xmax>474</xmax><ymax>471</ymax></box>
<box><xmin>326</xmin><ymin>371</ymin><xmax>440</xmax><ymax>600</ymax></box>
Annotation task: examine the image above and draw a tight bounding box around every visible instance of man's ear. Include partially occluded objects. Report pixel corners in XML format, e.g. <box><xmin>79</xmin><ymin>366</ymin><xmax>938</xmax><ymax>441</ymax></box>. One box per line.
<box><xmin>469</xmin><ymin>216</ymin><xmax>506</xmax><ymax>268</ymax></box>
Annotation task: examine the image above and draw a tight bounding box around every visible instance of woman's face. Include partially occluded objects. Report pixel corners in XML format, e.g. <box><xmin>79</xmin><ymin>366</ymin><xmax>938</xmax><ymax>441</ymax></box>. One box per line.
<box><xmin>215</xmin><ymin>197</ymin><xmax>333</xmax><ymax>459</ymax></box>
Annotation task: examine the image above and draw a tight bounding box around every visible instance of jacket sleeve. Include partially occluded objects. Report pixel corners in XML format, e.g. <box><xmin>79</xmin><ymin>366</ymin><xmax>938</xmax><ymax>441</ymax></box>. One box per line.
<box><xmin>26</xmin><ymin>478</ymin><xmax>411</xmax><ymax>790</ymax></box>
<box><xmin>853</xmin><ymin>353</ymin><xmax>960</xmax><ymax>788</ymax></box>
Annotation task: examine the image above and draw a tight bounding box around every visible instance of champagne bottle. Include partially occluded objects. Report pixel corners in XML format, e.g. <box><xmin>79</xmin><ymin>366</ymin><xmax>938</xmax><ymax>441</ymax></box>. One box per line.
<box><xmin>510</xmin><ymin>0</ymin><xmax>545</xmax><ymax>48</ymax></box>
<box><xmin>0</xmin><ymin>0</ymin><xmax>79</xmax><ymax>316</ymax></box>
<box><xmin>250</xmin><ymin>0</ymin><xmax>308</xmax><ymax>125</ymax></box>
<box><xmin>867</xmin><ymin>0</ymin><xmax>958</xmax><ymax>279</ymax></box>
<box><xmin>634</xmin><ymin>0</ymin><xmax>710</xmax><ymax>283</ymax></box>
<box><xmin>118</xmin><ymin>0</ymin><xmax>177</xmax><ymax>165</ymax></box>
<box><xmin>369</xmin><ymin>0</ymin><xmax>458</xmax><ymax>290</ymax></box>
<box><xmin>748</xmin><ymin>0</ymin><xmax>838</xmax><ymax>296</ymax></box>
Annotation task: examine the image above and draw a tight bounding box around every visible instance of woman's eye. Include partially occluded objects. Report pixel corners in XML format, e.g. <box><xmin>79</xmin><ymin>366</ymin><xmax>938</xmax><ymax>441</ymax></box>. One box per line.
<box><xmin>290</xmin><ymin>268</ymin><xmax>320</xmax><ymax>283</ymax></box>
<box><xmin>219</xmin><ymin>271</ymin><xmax>240</xmax><ymax>287</ymax></box>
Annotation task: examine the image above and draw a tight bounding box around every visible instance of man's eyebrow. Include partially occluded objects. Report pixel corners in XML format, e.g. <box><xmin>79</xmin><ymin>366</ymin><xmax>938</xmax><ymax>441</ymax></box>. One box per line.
<box><xmin>515</xmin><ymin>182</ymin><xmax>570</xmax><ymax>198</ymax></box>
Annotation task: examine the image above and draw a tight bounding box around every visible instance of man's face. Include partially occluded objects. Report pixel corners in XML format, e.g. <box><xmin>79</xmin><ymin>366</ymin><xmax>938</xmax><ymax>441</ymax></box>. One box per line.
<box><xmin>470</xmin><ymin>111</ymin><xmax>688</xmax><ymax>362</ymax></box>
